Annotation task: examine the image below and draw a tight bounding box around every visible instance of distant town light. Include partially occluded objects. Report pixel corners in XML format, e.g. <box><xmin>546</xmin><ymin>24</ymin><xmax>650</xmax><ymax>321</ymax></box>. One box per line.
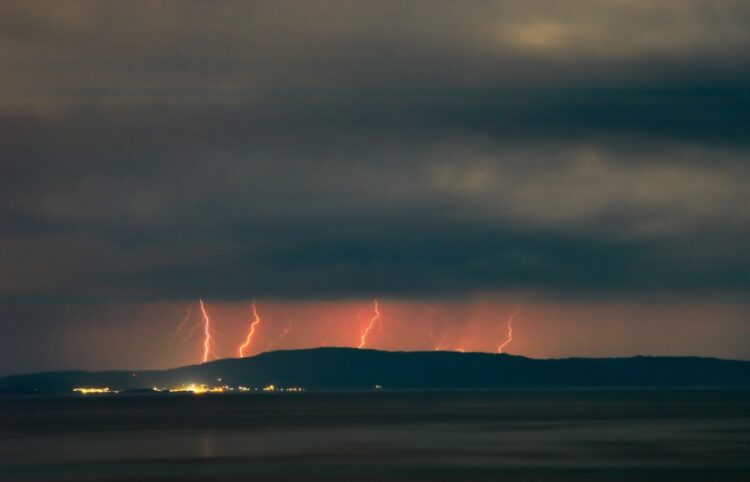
<box><xmin>73</xmin><ymin>387</ymin><xmax>116</xmax><ymax>395</ymax></box>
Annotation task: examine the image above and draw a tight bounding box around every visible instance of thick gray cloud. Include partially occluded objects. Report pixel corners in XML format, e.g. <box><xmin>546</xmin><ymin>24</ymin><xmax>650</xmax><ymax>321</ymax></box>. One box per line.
<box><xmin>1</xmin><ymin>0</ymin><xmax>749</xmax><ymax>301</ymax></box>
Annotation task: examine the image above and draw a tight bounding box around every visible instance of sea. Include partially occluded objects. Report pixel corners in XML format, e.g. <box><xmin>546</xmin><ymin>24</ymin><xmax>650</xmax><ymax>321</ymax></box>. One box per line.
<box><xmin>1</xmin><ymin>389</ymin><xmax>749</xmax><ymax>481</ymax></box>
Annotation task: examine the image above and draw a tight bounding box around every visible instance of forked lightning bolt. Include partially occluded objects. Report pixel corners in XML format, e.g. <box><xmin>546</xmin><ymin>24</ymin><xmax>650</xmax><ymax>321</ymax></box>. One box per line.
<box><xmin>239</xmin><ymin>301</ymin><xmax>262</xmax><ymax>358</ymax></box>
<box><xmin>198</xmin><ymin>299</ymin><xmax>216</xmax><ymax>363</ymax></box>
<box><xmin>173</xmin><ymin>302</ymin><xmax>204</xmax><ymax>352</ymax></box>
<box><xmin>497</xmin><ymin>306</ymin><xmax>520</xmax><ymax>354</ymax></box>
<box><xmin>358</xmin><ymin>299</ymin><xmax>381</xmax><ymax>349</ymax></box>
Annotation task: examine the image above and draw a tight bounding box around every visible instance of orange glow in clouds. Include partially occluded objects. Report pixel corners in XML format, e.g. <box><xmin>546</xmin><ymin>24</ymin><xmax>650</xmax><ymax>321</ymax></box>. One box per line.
<box><xmin>48</xmin><ymin>299</ymin><xmax>750</xmax><ymax>374</ymax></box>
<box><xmin>238</xmin><ymin>301</ymin><xmax>263</xmax><ymax>358</ymax></box>
<box><xmin>358</xmin><ymin>299</ymin><xmax>381</xmax><ymax>349</ymax></box>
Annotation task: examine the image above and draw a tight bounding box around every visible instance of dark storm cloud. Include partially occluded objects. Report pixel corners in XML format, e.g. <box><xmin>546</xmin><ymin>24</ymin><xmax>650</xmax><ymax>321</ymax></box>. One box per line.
<box><xmin>1</xmin><ymin>0</ymin><xmax>749</xmax><ymax>301</ymax></box>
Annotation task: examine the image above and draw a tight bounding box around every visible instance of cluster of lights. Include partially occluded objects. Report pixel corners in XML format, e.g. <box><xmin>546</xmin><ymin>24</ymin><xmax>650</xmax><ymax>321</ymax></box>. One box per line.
<box><xmin>261</xmin><ymin>384</ymin><xmax>304</xmax><ymax>392</ymax></box>
<box><xmin>72</xmin><ymin>382</ymin><xmax>305</xmax><ymax>395</ymax></box>
<box><xmin>73</xmin><ymin>387</ymin><xmax>117</xmax><ymax>395</ymax></box>
<box><xmin>167</xmin><ymin>384</ymin><xmax>229</xmax><ymax>394</ymax></box>
<box><xmin>167</xmin><ymin>383</ymin><xmax>305</xmax><ymax>393</ymax></box>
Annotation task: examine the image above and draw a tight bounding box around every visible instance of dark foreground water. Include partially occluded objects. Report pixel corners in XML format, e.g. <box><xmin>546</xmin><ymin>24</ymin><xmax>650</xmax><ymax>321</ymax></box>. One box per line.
<box><xmin>1</xmin><ymin>390</ymin><xmax>750</xmax><ymax>481</ymax></box>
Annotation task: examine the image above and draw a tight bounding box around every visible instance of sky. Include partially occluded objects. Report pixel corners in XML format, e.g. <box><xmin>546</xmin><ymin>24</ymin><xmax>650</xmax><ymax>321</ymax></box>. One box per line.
<box><xmin>1</xmin><ymin>1</ymin><xmax>750</xmax><ymax>374</ymax></box>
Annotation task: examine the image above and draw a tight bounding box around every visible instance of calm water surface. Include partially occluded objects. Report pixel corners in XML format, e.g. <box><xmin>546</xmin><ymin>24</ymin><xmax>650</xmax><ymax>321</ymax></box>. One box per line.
<box><xmin>1</xmin><ymin>390</ymin><xmax>749</xmax><ymax>481</ymax></box>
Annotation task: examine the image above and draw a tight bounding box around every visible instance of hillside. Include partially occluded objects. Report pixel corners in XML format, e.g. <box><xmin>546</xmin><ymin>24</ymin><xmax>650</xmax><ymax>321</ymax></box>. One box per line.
<box><xmin>2</xmin><ymin>348</ymin><xmax>750</xmax><ymax>394</ymax></box>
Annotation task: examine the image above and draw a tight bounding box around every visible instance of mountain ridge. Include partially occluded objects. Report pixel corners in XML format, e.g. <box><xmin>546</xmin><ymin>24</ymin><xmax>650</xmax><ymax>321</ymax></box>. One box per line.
<box><xmin>2</xmin><ymin>347</ymin><xmax>750</xmax><ymax>394</ymax></box>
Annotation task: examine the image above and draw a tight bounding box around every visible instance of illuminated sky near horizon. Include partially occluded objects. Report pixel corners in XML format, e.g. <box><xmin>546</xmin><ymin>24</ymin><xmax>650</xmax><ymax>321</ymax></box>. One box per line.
<box><xmin>1</xmin><ymin>1</ymin><xmax>750</xmax><ymax>374</ymax></box>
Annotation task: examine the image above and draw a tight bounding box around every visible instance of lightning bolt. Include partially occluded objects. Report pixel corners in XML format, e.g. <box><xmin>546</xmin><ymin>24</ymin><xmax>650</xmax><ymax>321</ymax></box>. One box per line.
<box><xmin>181</xmin><ymin>316</ymin><xmax>203</xmax><ymax>344</ymax></box>
<box><xmin>497</xmin><ymin>306</ymin><xmax>521</xmax><ymax>354</ymax></box>
<box><xmin>171</xmin><ymin>304</ymin><xmax>196</xmax><ymax>344</ymax></box>
<box><xmin>175</xmin><ymin>305</ymin><xmax>192</xmax><ymax>335</ymax></box>
<box><xmin>198</xmin><ymin>299</ymin><xmax>216</xmax><ymax>363</ymax></box>
<box><xmin>429</xmin><ymin>316</ymin><xmax>446</xmax><ymax>351</ymax></box>
<box><xmin>266</xmin><ymin>322</ymin><xmax>292</xmax><ymax>352</ymax></box>
<box><xmin>239</xmin><ymin>300</ymin><xmax>262</xmax><ymax>358</ymax></box>
<box><xmin>170</xmin><ymin>302</ymin><xmax>206</xmax><ymax>348</ymax></box>
<box><xmin>358</xmin><ymin>299</ymin><xmax>381</xmax><ymax>349</ymax></box>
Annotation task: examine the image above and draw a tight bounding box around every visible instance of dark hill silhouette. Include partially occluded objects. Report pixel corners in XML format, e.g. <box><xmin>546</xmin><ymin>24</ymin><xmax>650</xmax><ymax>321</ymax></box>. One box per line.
<box><xmin>2</xmin><ymin>348</ymin><xmax>750</xmax><ymax>394</ymax></box>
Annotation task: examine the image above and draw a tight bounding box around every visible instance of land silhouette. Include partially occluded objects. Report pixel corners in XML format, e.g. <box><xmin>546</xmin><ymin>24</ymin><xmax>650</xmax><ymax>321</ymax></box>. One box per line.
<box><xmin>2</xmin><ymin>348</ymin><xmax>750</xmax><ymax>394</ymax></box>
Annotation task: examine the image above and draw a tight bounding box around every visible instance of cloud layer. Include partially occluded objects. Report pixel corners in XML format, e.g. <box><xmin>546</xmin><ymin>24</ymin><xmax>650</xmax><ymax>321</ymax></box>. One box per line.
<box><xmin>1</xmin><ymin>1</ymin><xmax>749</xmax><ymax>301</ymax></box>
